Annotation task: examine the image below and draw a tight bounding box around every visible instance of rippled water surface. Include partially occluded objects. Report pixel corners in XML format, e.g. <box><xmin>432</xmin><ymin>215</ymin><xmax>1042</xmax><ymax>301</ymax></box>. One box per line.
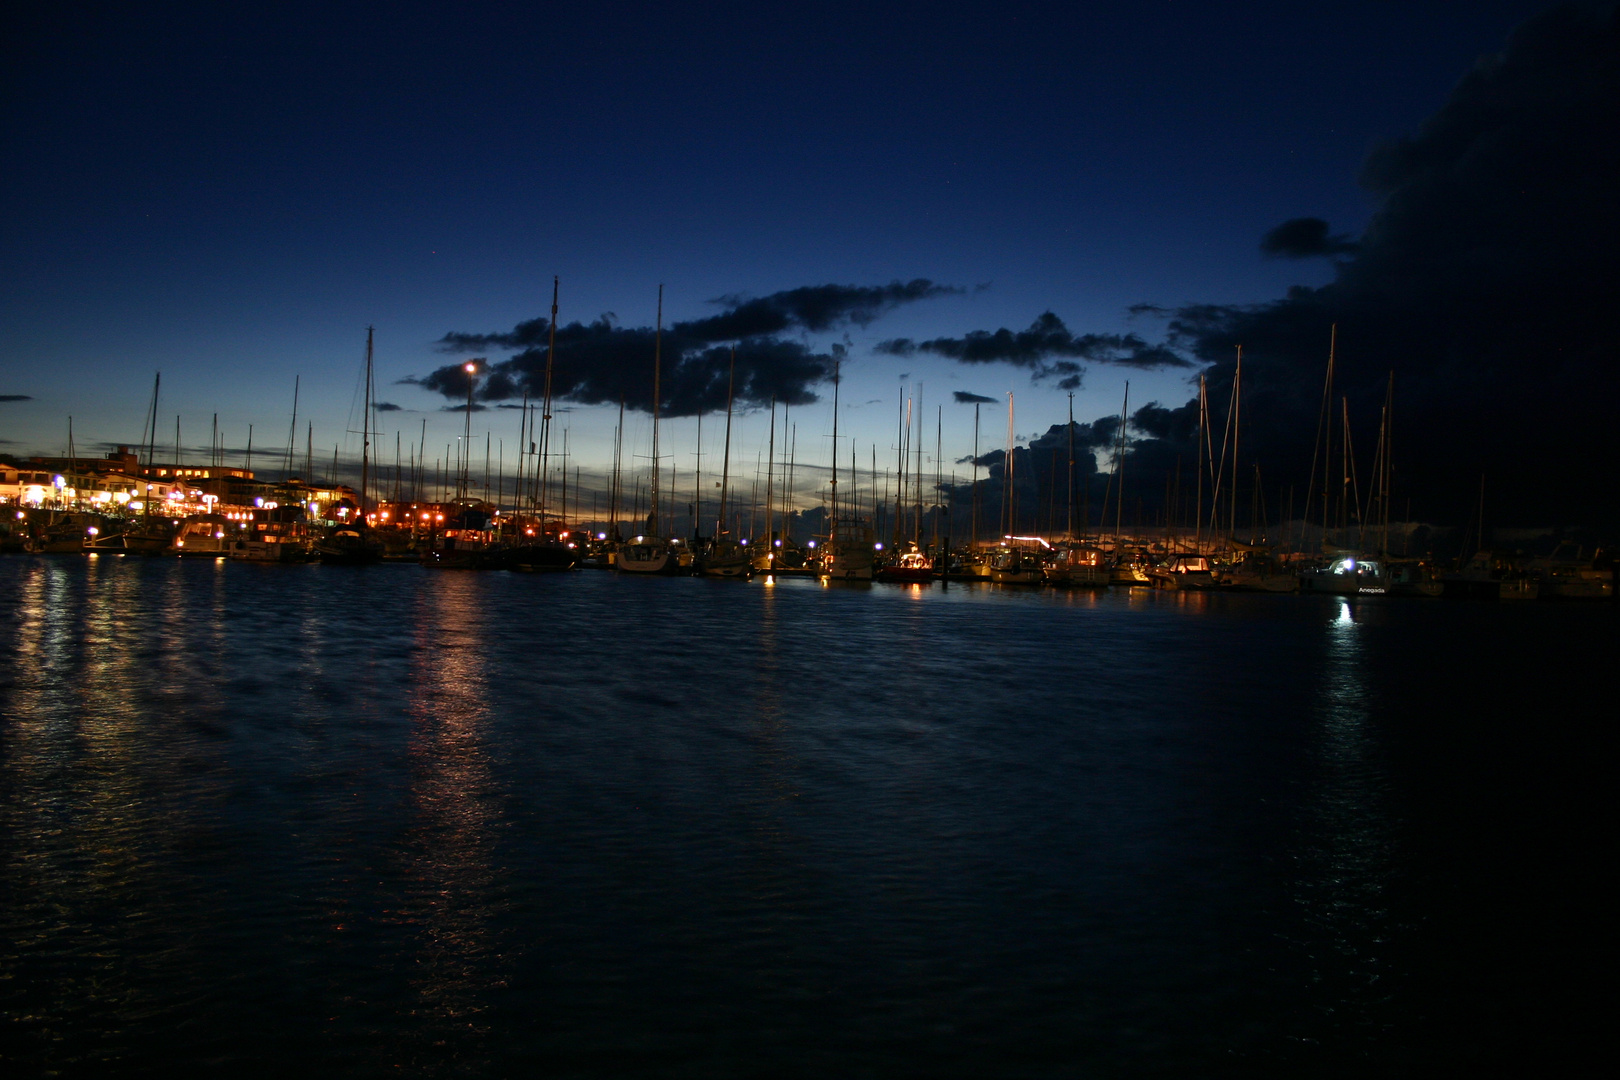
<box><xmin>1</xmin><ymin>556</ymin><xmax>1608</xmax><ymax>1076</ymax></box>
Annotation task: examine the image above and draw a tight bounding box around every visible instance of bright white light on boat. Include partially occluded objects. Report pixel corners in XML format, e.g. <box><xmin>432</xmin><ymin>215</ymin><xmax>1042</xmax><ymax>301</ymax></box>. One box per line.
<box><xmin>807</xmin><ymin>540</ymin><xmax>817</xmax><ymax>548</ymax></box>
<box><xmin>87</xmin><ymin>526</ymin><xmax>98</xmax><ymax>535</ymax></box>
<box><xmin>464</xmin><ymin>362</ymin><xmax>476</xmax><ymax>373</ymax></box>
<box><xmin>52</xmin><ymin>475</ymin><xmax>64</xmax><ymax>488</ymax></box>
<box><xmin>597</xmin><ymin>532</ymin><xmax>606</xmax><ymax>540</ymax></box>
<box><xmin>874</xmin><ymin>543</ymin><xmax>884</xmax><ymax>551</ymax></box>
<box><xmin>774</xmin><ymin>539</ymin><xmax>781</xmax><ymax>547</ymax></box>
<box><xmin>254</xmin><ymin>497</ymin><xmax>264</xmax><ymax>507</ymax></box>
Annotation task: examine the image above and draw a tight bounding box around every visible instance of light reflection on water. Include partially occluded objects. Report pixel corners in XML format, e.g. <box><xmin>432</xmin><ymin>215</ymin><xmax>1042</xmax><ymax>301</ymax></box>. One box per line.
<box><xmin>0</xmin><ymin>557</ymin><xmax>1606</xmax><ymax>1076</ymax></box>
<box><xmin>1286</xmin><ymin>596</ymin><xmax>1398</xmax><ymax>1055</ymax></box>
<box><xmin>397</xmin><ymin>573</ymin><xmax>504</xmax><ymax>1057</ymax></box>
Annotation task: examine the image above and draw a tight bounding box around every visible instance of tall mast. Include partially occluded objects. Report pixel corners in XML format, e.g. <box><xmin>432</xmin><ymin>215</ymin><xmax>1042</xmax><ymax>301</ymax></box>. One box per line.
<box><xmin>971</xmin><ymin>403</ymin><xmax>980</xmax><ymax>547</ymax></box>
<box><xmin>361</xmin><ymin>327</ymin><xmax>373</xmax><ymax>519</ymax></box>
<box><xmin>1004</xmin><ymin>392</ymin><xmax>1015</xmax><ymax>537</ymax></box>
<box><xmin>829</xmin><ymin>357</ymin><xmax>840</xmax><ymax>531</ymax></box>
<box><xmin>285</xmin><ymin>375</ymin><xmax>299</xmax><ymax>481</ymax></box>
<box><xmin>539</xmin><ymin>277</ymin><xmax>559</xmax><ymax>525</ymax></box>
<box><xmin>764</xmin><ymin>395</ymin><xmax>776</xmax><ymax>565</ymax></box>
<box><xmin>649</xmin><ymin>285</ymin><xmax>663</xmax><ymax>534</ymax></box>
<box><xmin>514</xmin><ymin>389</ymin><xmax>529</xmax><ymax>521</ymax></box>
<box><xmin>611</xmin><ymin>397</ymin><xmax>624</xmax><ymax>538</ymax></box>
<box><xmin>410</xmin><ymin>420</ymin><xmax>421</xmax><ymax>502</ymax></box>
<box><xmin>1066</xmin><ymin>392</ymin><xmax>1075</xmax><ymax>539</ymax></box>
<box><xmin>718</xmin><ymin>346</ymin><xmax>734</xmax><ymax>537</ymax></box>
<box><xmin>1229</xmin><ymin>346</ymin><xmax>1242</xmax><ymax>550</ymax></box>
<box><xmin>893</xmin><ymin>385</ymin><xmax>907</xmax><ymax>546</ymax></box>
<box><xmin>933</xmin><ymin>405</ymin><xmax>942</xmax><ymax>551</ymax></box>
<box><xmin>1195</xmin><ymin>375</ymin><xmax>1206</xmax><ymax>551</ymax></box>
<box><xmin>143</xmin><ymin>372</ymin><xmax>160</xmax><ymax>521</ymax></box>
<box><xmin>693</xmin><ymin>409</ymin><xmax>703</xmax><ymax>541</ymax></box>
<box><xmin>1113</xmin><ymin>382</ymin><xmax>1129</xmax><ymax>546</ymax></box>
<box><xmin>458</xmin><ymin>354</ymin><xmax>474</xmax><ymax>503</ymax></box>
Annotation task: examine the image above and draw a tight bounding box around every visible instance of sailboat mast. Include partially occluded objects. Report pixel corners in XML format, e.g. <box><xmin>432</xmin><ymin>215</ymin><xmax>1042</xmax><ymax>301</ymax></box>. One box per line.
<box><xmin>1113</xmin><ymin>382</ymin><xmax>1129</xmax><ymax>546</ymax></box>
<box><xmin>718</xmin><ymin>346</ymin><xmax>734</xmax><ymax>537</ymax></box>
<box><xmin>693</xmin><ymin>410</ymin><xmax>703</xmax><ymax>541</ymax></box>
<box><xmin>1229</xmin><ymin>346</ymin><xmax>1241</xmax><ymax>550</ymax></box>
<box><xmin>143</xmin><ymin>372</ymin><xmax>160</xmax><ymax>521</ymax></box>
<box><xmin>649</xmin><ymin>285</ymin><xmax>663</xmax><ymax>533</ymax></box>
<box><xmin>765</xmin><ymin>396</ymin><xmax>776</xmax><ymax>564</ymax></box>
<box><xmin>539</xmin><ymin>277</ymin><xmax>559</xmax><ymax>525</ymax></box>
<box><xmin>933</xmin><ymin>405</ymin><xmax>942</xmax><ymax>551</ymax></box>
<box><xmin>971</xmin><ymin>403</ymin><xmax>980</xmax><ymax>547</ymax></box>
<box><xmin>286</xmin><ymin>375</ymin><xmax>299</xmax><ymax>481</ymax></box>
<box><xmin>361</xmin><ymin>327</ymin><xmax>373</xmax><ymax>520</ymax></box>
<box><xmin>829</xmin><ymin>357</ymin><xmax>840</xmax><ymax>531</ymax></box>
<box><xmin>611</xmin><ymin>398</ymin><xmax>624</xmax><ymax>537</ymax></box>
<box><xmin>1324</xmin><ymin>327</ymin><xmax>1336</xmax><ymax>543</ymax></box>
<box><xmin>1195</xmin><ymin>376</ymin><xmax>1207</xmax><ymax>551</ymax></box>
<box><xmin>1003</xmin><ymin>393</ymin><xmax>1015</xmax><ymax>537</ymax></box>
<box><xmin>1066</xmin><ymin>393</ymin><xmax>1075</xmax><ymax>540</ymax></box>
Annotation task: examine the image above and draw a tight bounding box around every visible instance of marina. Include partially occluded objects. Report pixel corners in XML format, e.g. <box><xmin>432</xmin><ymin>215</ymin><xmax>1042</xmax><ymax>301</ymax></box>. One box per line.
<box><xmin>4</xmin><ymin>4</ymin><xmax>1613</xmax><ymax>1074</ymax></box>
<box><xmin>0</xmin><ymin>554</ymin><xmax>1609</xmax><ymax>1075</ymax></box>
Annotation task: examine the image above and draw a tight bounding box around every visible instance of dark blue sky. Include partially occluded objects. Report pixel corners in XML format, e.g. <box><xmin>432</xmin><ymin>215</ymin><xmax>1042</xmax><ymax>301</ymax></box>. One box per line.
<box><xmin>2</xmin><ymin>2</ymin><xmax>1586</xmax><ymax>516</ymax></box>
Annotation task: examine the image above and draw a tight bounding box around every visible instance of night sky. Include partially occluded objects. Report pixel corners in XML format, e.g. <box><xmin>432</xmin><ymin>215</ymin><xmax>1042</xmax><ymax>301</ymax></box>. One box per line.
<box><xmin>4</xmin><ymin>2</ymin><xmax>1611</xmax><ymax>525</ymax></box>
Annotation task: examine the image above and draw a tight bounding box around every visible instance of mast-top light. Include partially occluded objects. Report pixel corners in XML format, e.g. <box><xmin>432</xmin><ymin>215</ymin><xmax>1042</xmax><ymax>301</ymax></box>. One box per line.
<box><xmin>464</xmin><ymin>362</ymin><xmax>477</xmax><ymax>373</ymax></box>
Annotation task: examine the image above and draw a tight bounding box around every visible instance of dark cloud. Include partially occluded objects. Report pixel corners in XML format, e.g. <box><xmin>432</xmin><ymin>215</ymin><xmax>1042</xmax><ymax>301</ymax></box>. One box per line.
<box><xmin>0</xmin><ymin>394</ymin><xmax>33</xmax><ymax>402</ymax></box>
<box><xmin>953</xmin><ymin>391</ymin><xmax>999</xmax><ymax>404</ymax></box>
<box><xmin>1142</xmin><ymin>3</ymin><xmax>1620</xmax><ymax>527</ymax></box>
<box><xmin>373</xmin><ymin>401</ymin><xmax>402</xmax><ymax>412</ymax></box>
<box><xmin>876</xmin><ymin>312</ymin><xmax>1193</xmax><ymax>385</ymax></box>
<box><xmin>1259</xmin><ymin>217</ymin><xmax>1359</xmax><ymax>258</ymax></box>
<box><xmin>419</xmin><ymin>280</ymin><xmax>953</xmax><ymax>416</ymax></box>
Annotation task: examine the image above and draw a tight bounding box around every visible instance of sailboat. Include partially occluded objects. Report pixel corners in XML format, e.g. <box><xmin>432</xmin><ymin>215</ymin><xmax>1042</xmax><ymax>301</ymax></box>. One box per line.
<box><xmin>319</xmin><ymin>328</ymin><xmax>385</xmax><ymax>564</ymax></box>
<box><xmin>118</xmin><ymin>372</ymin><xmax>178</xmax><ymax>554</ymax></box>
<box><xmin>874</xmin><ymin>388</ymin><xmax>935</xmax><ymax>583</ymax></box>
<box><xmin>506</xmin><ymin>278</ymin><xmax>577</xmax><ymax>571</ymax></box>
<box><xmin>697</xmin><ymin>347</ymin><xmax>751</xmax><ymax>577</ymax></box>
<box><xmin>616</xmin><ymin>286</ymin><xmax>677</xmax><ymax>574</ymax></box>
<box><xmin>820</xmin><ymin>358</ymin><xmax>875</xmax><ymax>581</ymax></box>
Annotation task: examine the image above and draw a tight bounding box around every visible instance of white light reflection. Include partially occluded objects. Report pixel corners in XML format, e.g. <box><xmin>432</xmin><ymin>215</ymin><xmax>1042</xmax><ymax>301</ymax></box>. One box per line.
<box><xmin>1289</xmin><ymin>594</ymin><xmax>1397</xmax><ymax>1044</ymax></box>
<box><xmin>395</xmin><ymin>573</ymin><xmax>506</xmax><ymax>1063</ymax></box>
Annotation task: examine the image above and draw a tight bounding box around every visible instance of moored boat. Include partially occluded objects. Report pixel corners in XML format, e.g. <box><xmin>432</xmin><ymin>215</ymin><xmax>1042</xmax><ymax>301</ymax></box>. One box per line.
<box><xmin>1044</xmin><ymin>543</ymin><xmax>1108</xmax><ymax>587</ymax></box>
<box><xmin>874</xmin><ymin>547</ymin><xmax>934</xmax><ymax>584</ymax></box>
<box><xmin>1146</xmin><ymin>553</ymin><xmax>1217</xmax><ymax>590</ymax></box>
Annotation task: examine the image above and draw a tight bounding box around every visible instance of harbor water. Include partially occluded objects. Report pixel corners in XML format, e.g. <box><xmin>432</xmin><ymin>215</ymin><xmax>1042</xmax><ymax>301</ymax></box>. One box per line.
<box><xmin>1</xmin><ymin>556</ymin><xmax>1608</xmax><ymax>1076</ymax></box>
